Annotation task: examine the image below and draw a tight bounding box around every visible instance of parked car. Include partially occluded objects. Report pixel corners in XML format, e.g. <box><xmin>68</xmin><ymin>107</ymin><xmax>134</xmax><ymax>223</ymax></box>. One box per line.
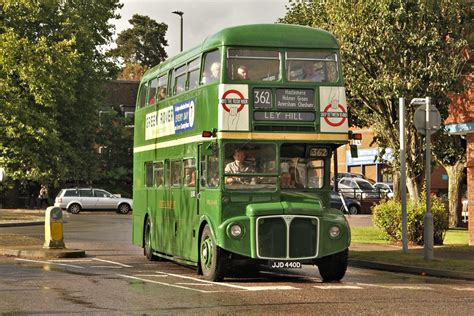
<box><xmin>330</xmin><ymin>191</ymin><xmax>361</xmax><ymax>215</ymax></box>
<box><xmin>337</xmin><ymin>177</ymin><xmax>380</xmax><ymax>199</ymax></box>
<box><xmin>332</xmin><ymin>172</ymin><xmax>375</xmax><ymax>186</ymax></box>
<box><xmin>373</xmin><ymin>182</ymin><xmax>394</xmax><ymax>198</ymax></box>
<box><xmin>54</xmin><ymin>188</ymin><xmax>133</xmax><ymax>214</ymax></box>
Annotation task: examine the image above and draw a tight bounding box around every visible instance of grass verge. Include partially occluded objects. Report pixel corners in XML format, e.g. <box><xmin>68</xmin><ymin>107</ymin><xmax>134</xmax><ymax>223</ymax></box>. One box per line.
<box><xmin>350</xmin><ymin>226</ymin><xmax>474</xmax><ymax>273</ymax></box>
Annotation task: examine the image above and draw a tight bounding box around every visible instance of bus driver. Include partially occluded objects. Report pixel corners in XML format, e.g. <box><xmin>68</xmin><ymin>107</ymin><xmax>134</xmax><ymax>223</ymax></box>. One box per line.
<box><xmin>225</xmin><ymin>149</ymin><xmax>254</xmax><ymax>184</ymax></box>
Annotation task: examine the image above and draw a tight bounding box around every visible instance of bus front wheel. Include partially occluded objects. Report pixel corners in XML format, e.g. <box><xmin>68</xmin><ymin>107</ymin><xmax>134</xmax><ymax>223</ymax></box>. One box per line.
<box><xmin>199</xmin><ymin>224</ymin><xmax>225</xmax><ymax>282</ymax></box>
<box><xmin>144</xmin><ymin>218</ymin><xmax>158</xmax><ymax>261</ymax></box>
<box><xmin>316</xmin><ymin>249</ymin><xmax>348</xmax><ymax>282</ymax></box>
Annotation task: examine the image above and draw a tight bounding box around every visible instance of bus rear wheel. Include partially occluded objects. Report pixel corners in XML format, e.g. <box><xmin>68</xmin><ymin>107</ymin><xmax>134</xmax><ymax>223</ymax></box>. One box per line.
<box><xmin>317</xmin><ymin>249</ymin><xmax>348</xmax><ymax>282</ymax></box>
<box><xmin>199</xmin><ymin>224</ymin><xmax>225</xmax><ymax>282</ymax></box>
<box><xmin>144</xmin><ymin>218</ymin><xmax>158</xmax><ymax>261</ymax></box>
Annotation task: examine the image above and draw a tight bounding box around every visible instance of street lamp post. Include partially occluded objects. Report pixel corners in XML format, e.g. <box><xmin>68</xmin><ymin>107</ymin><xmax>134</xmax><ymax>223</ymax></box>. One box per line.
<box><xmin>172</xmin><ymin>10</ymin><xmax>184</xmax><ymax>52</ymax></box>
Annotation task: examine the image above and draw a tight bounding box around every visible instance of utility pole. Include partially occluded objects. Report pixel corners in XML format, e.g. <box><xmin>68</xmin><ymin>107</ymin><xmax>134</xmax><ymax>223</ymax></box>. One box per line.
<box><xmin>399</xmin><ymin>98</ymin><xmax>408</xmax><ymax>253</ymax></box>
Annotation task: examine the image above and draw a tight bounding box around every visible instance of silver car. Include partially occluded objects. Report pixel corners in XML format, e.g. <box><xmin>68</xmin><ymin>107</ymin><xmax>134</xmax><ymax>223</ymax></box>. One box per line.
<box><xmin>337</xmin><ymin>177</ymin><xmax>380</xmax><ymax>199</ymax></box>
<box><xmin>54</xmin><ymin>188</ymin><xmax>133</xmax><ymax>214</ymax></box>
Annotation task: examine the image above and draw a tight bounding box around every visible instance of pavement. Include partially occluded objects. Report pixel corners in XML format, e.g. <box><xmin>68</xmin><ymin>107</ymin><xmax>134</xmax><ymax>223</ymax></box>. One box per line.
<box><xmin>0</xmin><ymin>208</ymin><xmax>86</xmax><ymax>259</ymax></box>
<box><xmin>0</xmin><ymin>208</ymin><xmax>473</xmax><ymax>280</ymax></box>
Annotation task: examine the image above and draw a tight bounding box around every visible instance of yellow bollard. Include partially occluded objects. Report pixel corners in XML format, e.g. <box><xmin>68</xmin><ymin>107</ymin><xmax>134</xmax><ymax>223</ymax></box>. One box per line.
<box><xmin>44</xmin><ymin>206</ymin><xmax>65</xmax><ymax>249</ymax></box>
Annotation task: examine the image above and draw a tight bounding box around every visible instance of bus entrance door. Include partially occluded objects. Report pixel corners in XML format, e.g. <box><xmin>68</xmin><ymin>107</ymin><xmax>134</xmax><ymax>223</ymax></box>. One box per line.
<box><xmin>174</xmin><ymin>157</ymin><xmax>198</xmax><ymax>261</ymax></box>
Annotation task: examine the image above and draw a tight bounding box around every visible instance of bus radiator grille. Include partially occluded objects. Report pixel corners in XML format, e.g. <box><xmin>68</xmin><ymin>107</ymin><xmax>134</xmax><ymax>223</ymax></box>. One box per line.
<box><xmin>257</xmin><ymin>216</ymin><xmax>318</xmax><ymax>259</ymax></box>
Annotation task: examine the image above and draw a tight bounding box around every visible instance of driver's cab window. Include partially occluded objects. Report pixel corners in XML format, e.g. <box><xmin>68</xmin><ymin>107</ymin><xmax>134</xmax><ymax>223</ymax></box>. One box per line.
<box><xmin>224</xmin><ymin>143</ymin><xmax>276</xmax><ymax>191</ymax></box>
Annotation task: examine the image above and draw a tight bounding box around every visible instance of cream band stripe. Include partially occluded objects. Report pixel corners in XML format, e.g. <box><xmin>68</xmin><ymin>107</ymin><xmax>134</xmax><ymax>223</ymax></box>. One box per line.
<box><xmin>134</xmin><ymin>132</ymin><xmax>348</xmax><ymax>153</ymax></box>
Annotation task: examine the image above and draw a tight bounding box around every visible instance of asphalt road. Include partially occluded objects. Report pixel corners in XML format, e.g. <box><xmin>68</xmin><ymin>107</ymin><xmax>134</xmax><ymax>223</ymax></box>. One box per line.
<box><xmin>1</xmin><ymin>212</ymin><xmax>473</xmax><ymax>314</ymax></box>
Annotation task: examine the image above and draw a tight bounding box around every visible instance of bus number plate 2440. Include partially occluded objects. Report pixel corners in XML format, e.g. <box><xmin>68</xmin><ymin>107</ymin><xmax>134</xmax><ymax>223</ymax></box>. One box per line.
<box><xmin>269</xmin><ymin>261</ymin><xmax>302</xmax><ymax>269</ymax></box>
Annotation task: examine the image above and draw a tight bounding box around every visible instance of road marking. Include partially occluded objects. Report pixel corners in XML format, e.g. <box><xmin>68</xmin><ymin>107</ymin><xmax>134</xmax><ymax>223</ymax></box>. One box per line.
<box><xmin>15</xmin><ymin>258</ymin><xmax>84</xmax><ymax>269</ymax></box>
<box><xmin>135</xmin><ymin>274</ymin><xmax>168</xmax><ymax>277</ymax></box>
<box><xmin>117</xmin><ymin>274</ymin><xmax>221</xmax><ymax>293</ymax></box>
<box><xmin>314</xmin><ymin>285</ymin><xmax>363</xmax><ymax>289</ymax></box>
<box><xmin>162</xmin><ymin>272</ymin><xmax>298</xmax><ymax>291</ymax></box>
<box><xmin>92</xmin><ymin>258</ymin><xmax>132</xmax><ymax>268</ymax></box>
<box><xmin>176</xmin><ymin>282</ymin><xmax>214</xmax><ymax>286</ymax></box>
<box><xmin>356</xmin><ymin>283</ymin><xmax>432</xmax><ymax>290</ymax></box>
<box><xmin>452</xmin><ymin>287</ymin><xmax>474</xmax><ymax>291</ymax></box>
<box><xmin>244</xmin><ymin>286</ymin><xmax>299</xmax><ymax>291</ymax></box>
<box><xmin>49</xmin><ymin>259</ymin><xmax>93</xmax><ymax>263</ymax></box>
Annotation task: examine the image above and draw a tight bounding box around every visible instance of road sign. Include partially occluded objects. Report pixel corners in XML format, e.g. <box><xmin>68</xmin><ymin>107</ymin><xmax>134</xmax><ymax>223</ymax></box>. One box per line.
<box><xmin>414</xmin><ymin>104</ymin><xmax>441</xmax><ymax>135</ymax></box>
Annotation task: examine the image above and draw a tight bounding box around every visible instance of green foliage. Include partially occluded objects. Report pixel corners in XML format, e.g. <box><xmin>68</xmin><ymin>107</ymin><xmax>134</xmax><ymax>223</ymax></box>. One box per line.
<box><xmin>280</xmin><ymin>0</ymin><xmax>471</xmax><ymax>196</ymax></box>
<box><xmin>109</xmin><ymin>14</ymin><xmax>168</xmax><ymax>69</ymax></box>
<box><xmin>1</xmin><ymin>0</ymin><xmax>122</xmax><ymax>188</ymax></box>
<box><xmin>95</xmin><ymin>109</ymin><xmax>133</xmax><ymax>197</ymax></box>
<box><xmin>373</xmin><ymin>196</ymin><xmax>449</xmax><ymax>245</ymax></box>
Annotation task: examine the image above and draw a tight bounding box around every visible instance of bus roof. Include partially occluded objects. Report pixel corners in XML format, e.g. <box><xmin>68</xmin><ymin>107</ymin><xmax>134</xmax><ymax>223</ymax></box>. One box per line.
<box><xmin>142</xmin><ymin>24</ymin><xmax>339</xmax><ymax>81</ymax></box>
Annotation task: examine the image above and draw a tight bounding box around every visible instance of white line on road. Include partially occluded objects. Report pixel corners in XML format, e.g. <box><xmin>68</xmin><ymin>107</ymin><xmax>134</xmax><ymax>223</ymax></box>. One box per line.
<box><xmin>176</xmin><ymin>282</ymin><xmax>214</xmax><ymax>286</ymax></box>
<box><xmin>314</xmin><ymin>285</ymin><xmax>363</xmax><ymax>289</ymax></box>
<box><xmin>117</xmin><ymin>274</ymin><xmax>221</xmax><ymax>293</ymax></box>
<box><xmin>452</xmin><ymin>287</ymin><xmax>474</xmax><ymax>291</ymax></box>
<box><xmin>49</xmin><ymin>259</ymin><xmax>93</xmax><ymax>263</ymax></box>
<box><xmin>356</xmin><ymin>283</ymin><xmax>432</xmax><ymax>290</ymax></box>
<box><xmin>92</xmin><ymin>258</ymin><xmax>132</xmax><ymax>268</ymax></box>
<box><xmin>15</xmin><ymin>258</ymin><xmax>84</xmax><ymax>269</ymax></box>
<box><xmin>162</xmin><ymin>272</ymin><xmax>298</xmax><ymax>291</ymax></box>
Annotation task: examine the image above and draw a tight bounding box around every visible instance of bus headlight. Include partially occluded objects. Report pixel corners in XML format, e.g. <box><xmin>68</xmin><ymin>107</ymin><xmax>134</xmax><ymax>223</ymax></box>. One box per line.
<box><xmin>329</xmin><ymin>226</ymin><xmax>341</xmax><ymax>239</ymax></box>
<box><xmin>229</xmin><ymin>224</ymin><xmax>242</xmax><ymax>238</ymax></box>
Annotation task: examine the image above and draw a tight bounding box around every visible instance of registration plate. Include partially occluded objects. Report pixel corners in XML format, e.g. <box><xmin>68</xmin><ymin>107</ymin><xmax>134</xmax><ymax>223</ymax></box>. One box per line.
<box><xmin>269</xmin><ymin>261</ymin><xmax>302</xmax><ymax>269</ymax></box>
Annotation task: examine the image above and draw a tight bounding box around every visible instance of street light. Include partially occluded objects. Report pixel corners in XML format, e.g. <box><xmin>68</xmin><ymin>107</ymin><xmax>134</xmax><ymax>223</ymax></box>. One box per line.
<box><xmin>172</xmin><ymin>10</ymin><xmax>184</xmax><ymax>52</ymax></box>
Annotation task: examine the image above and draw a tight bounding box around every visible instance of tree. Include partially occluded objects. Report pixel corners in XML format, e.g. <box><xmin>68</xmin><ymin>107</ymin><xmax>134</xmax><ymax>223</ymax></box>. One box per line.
<box><xmin>95</xmin><ymin>109</ymin><xmax>133</xmax><ymax>197</ymax></box>
<box><xmin>280</xmin><ymin>0</ymin><xmax>470</xmax><ymax>205</ymax></box>
<box><xmin>109</xmin><ymin>14</ymin><xmax>168</xmax><ymax>78</ymax></box>
<box><xmin>1</xmin><ymin>0</ymin><xmax>122</xmax><ymax>188</ymax></box>
<box><xmin>433</xmin><ymin>129</ymin><xmax>466</xmax><ymax>227</ymax></box>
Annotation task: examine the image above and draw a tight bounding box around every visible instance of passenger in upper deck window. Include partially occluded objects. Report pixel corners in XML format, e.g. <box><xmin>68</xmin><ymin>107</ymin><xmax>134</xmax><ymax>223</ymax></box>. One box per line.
<box><xmin>202</xmin><ymin>62</ymin><xmax>221</xmax><ymax>84</ymax></box>
<box><xmin>158</xmin><ymin>87</ymin><xmax>167</xmax><ymax>100</ymax></box>
<box><xmin>237</xmin><ymin>65</ymin><xmax>249</xmax><ymax>80</ymax></box>
<box><xmin>301</xmin><ymin>63</ymin><xmax>322</xmax><ymax>81</ymax></box>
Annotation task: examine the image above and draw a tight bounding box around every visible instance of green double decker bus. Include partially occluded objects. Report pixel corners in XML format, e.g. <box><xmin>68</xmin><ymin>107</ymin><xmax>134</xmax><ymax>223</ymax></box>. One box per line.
<box><xmin>132</xmin><ymin>24</ymin><xmax>351</xmax><ymax>281</ymax></box>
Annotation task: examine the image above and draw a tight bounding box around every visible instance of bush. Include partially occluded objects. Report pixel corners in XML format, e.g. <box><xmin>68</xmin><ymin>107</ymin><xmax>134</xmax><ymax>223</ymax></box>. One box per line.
<box><xmin>372</xmin><ymin>195</ymin><xmax>449</xmax><ymax>245</ymax></box>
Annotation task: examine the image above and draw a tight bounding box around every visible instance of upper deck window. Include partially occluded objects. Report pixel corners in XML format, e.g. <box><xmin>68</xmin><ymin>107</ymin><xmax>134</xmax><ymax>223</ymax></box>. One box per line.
<box><xmin>188</xmin><ymin>58</ymin><xmax>200</xmax><ymax>90</ymax></box>
<box><xmin>172</xmin><ymin>64</ymin><xmax>187</xmax><ymax>95</ymax></box>
<box><xmin>227</xmin><ymin>49</ymin><xmax>280</xmax><ymax>81</ymax></box>
<box><xmin>148</xmin><ymin>78</ymin><xmax>158</xmax><ymax>105</ymax></box>
<box><xmin>201</xmin><ymin>49</ymin><xmax>221</xmax><ymax>85</ymax></box>
<box><xmin>157</xmin><ymin>75</ymin><xmax>168</xmax><ymax>101</ymax></box>
<box><xmin>137</xmin><ymin>82</ymin><xmax>148</xmax><ymax>109</ymax></box>
<box><xmin>286</xmin><ymin>51</ymin><xmax>338</xmax><ymax>83</ymax></box>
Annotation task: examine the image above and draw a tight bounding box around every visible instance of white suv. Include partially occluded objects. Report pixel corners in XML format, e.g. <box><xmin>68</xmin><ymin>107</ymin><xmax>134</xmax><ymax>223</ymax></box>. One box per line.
<box><xmin>54</xmin><ymin>188</ymin><xmax>133</xmax><ymax>214</ymax></box>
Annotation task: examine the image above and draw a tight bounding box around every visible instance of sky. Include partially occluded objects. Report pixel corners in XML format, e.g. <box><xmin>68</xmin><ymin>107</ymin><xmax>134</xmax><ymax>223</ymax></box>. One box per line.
<box><xmin>115</xmin><ymin>0</ymin><xmax>291</xmax><ymax>57</ymax></box>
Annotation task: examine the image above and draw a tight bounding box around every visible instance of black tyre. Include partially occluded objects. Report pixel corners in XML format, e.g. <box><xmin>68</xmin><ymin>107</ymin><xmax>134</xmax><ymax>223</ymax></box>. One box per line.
<box><xmin>144</xmin><ymin>217</ymin><xmax>158</xmax><ymax>261</ymax></box>
<box><xmin>199</xmin><ymin>224</ymin><xmax>225</xmax><ymax>281</ymax></box>
<box><xmin>68</xmin><ymin>203</ymin><xmax>81</xmax><ymax>214</ymax></box>
<box><xmin>347</xmin><ymin>204</ymin><xmax>360</xmax><ymax>215</ymax></box>
<box><xmin>117</xmin><ymin>203</ymin><xmax>131</xmax><ymax>214</ymax></box>
<box><xmin>317</xmin><ymin>249</ymin><xmax>348</xmax><ymax>282</ymax></box>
